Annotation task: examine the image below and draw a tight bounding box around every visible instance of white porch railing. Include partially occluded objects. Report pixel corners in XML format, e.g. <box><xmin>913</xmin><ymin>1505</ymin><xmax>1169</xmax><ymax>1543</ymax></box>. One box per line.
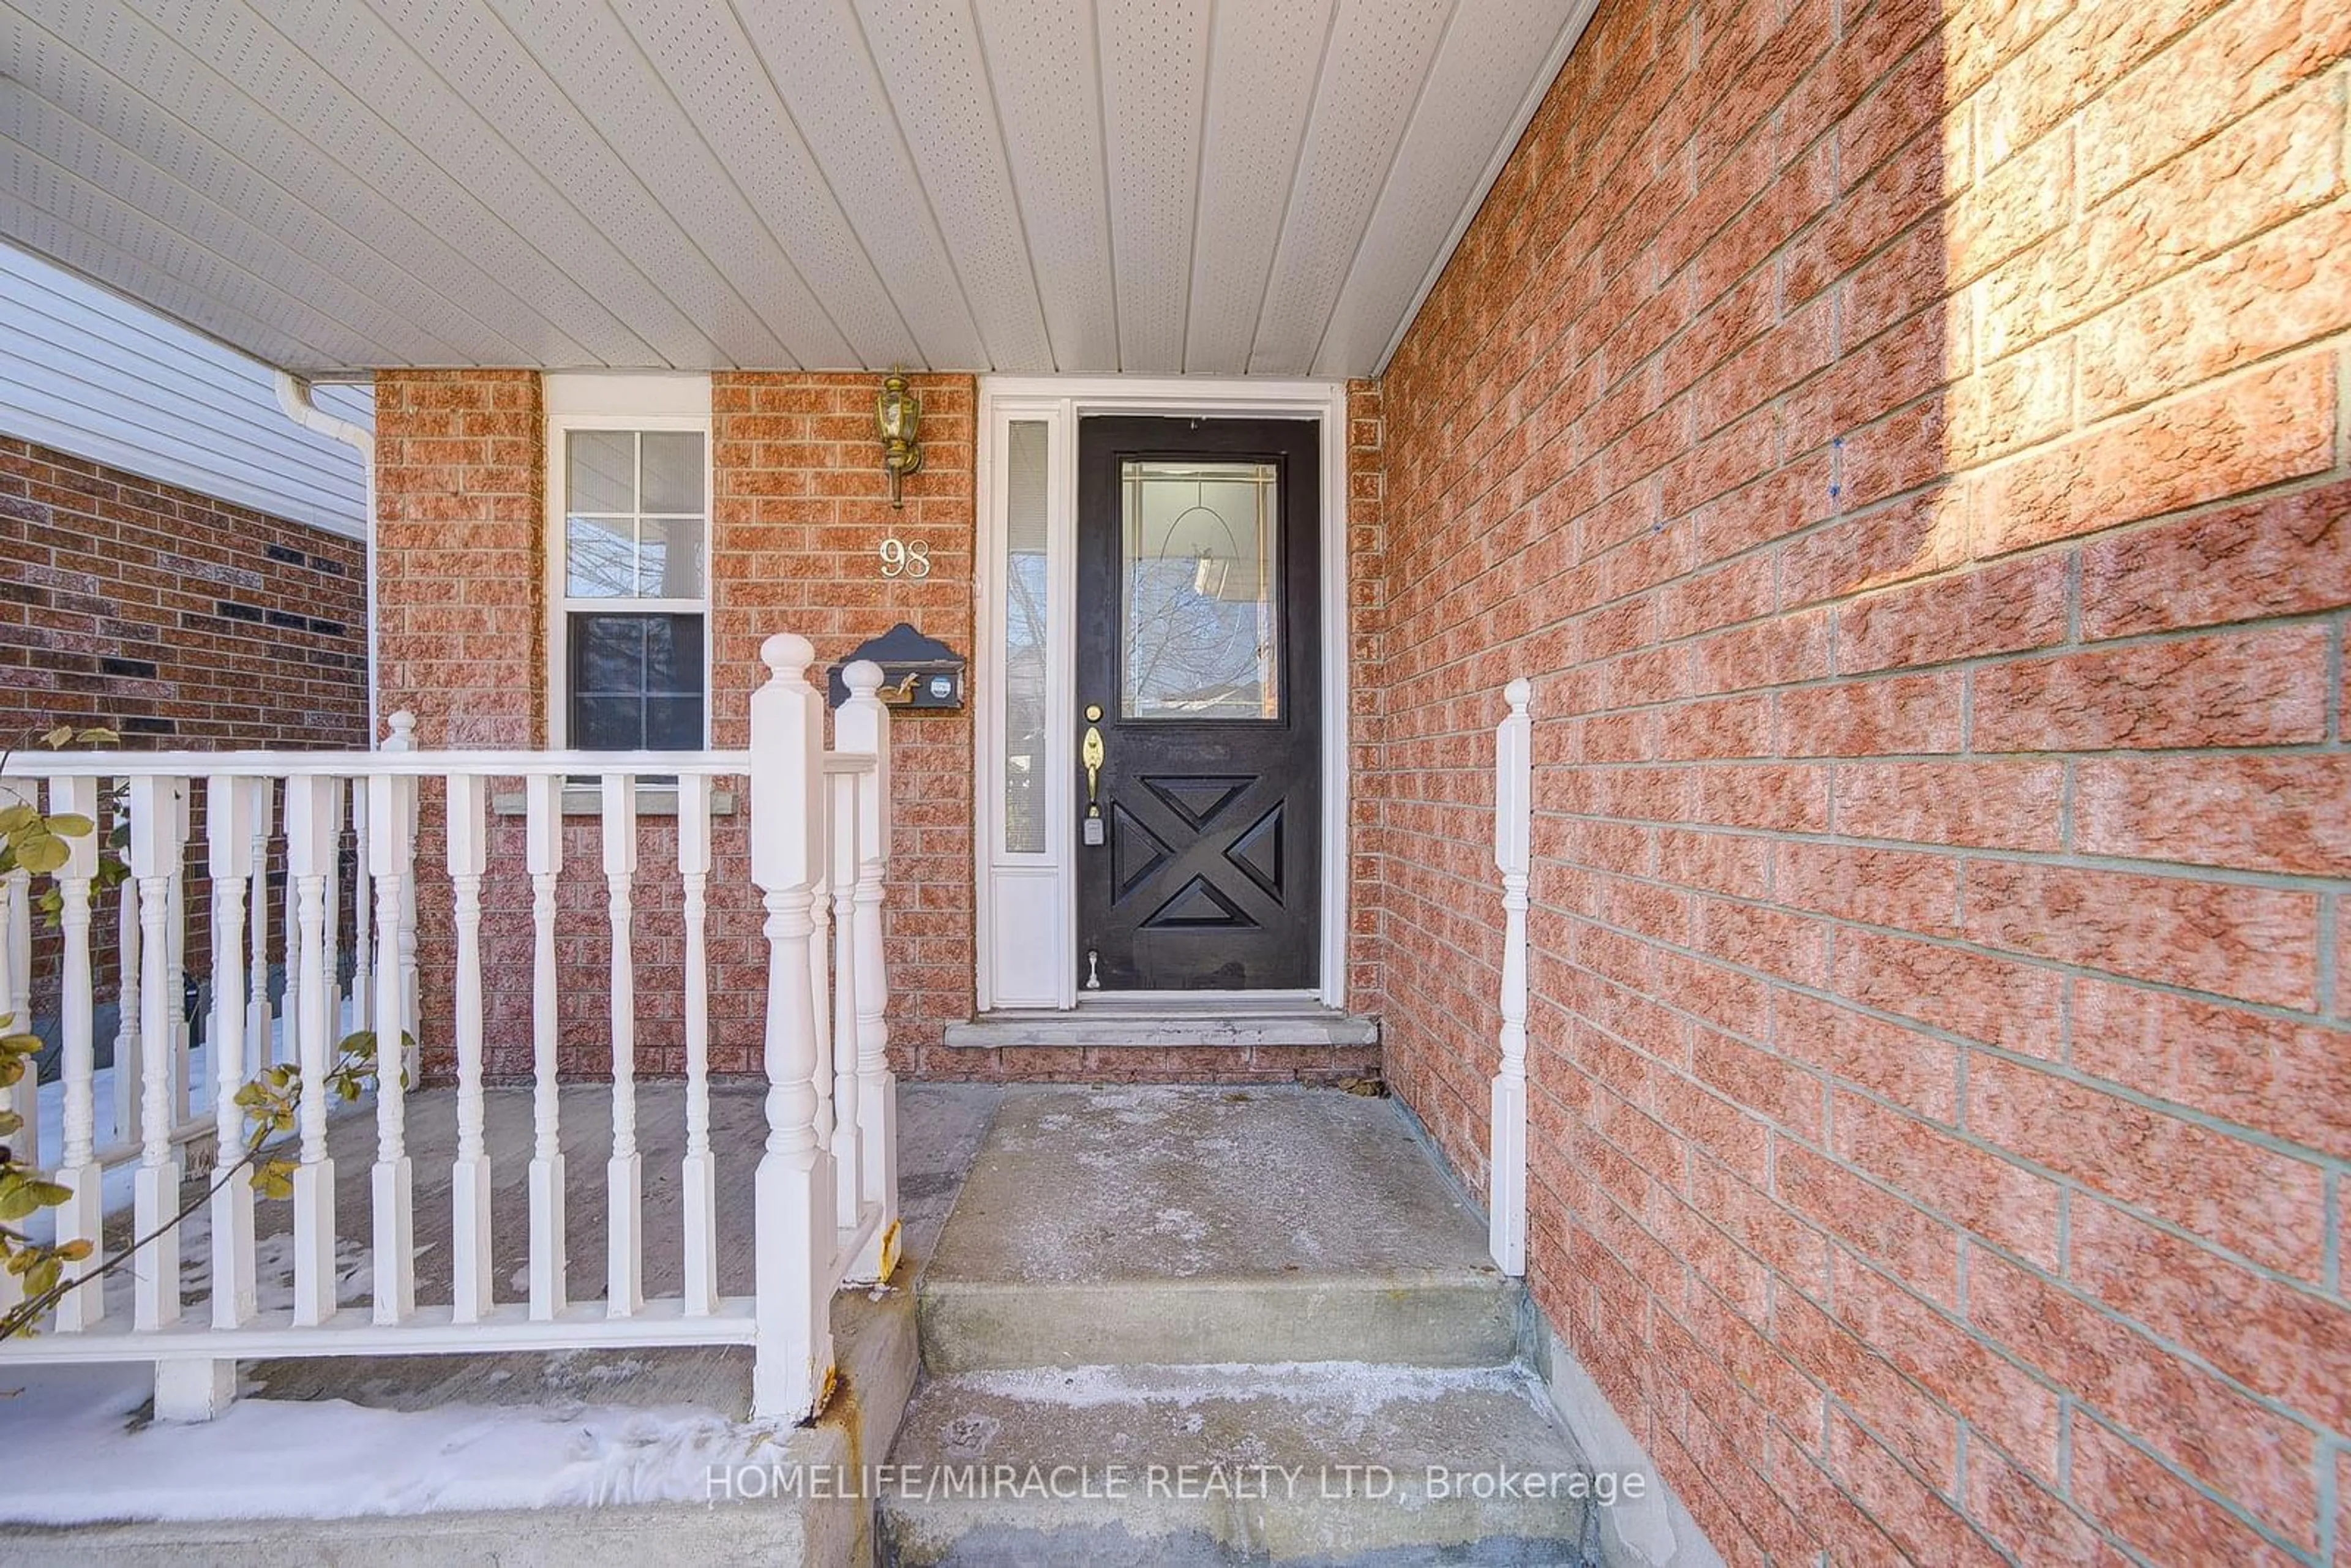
<box><xmin>0</xmin><ymin>635</ymin><xmax>896</xmax><ymax>1423</ymax></box>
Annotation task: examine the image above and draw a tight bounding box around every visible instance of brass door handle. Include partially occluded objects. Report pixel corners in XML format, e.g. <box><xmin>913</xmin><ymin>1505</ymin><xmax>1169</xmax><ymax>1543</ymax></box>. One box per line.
<box><xmin>1082</xmin><ymin>708</ymin><xmax>1104</xmax><ymax>809</ymax></box>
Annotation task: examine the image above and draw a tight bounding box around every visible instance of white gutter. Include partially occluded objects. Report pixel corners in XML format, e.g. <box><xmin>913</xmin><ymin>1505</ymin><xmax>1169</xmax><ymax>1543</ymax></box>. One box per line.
<box><xmin>274</xmin><ymin>371</ymin><xmax>379</xmax><ymax>745</ymax></box>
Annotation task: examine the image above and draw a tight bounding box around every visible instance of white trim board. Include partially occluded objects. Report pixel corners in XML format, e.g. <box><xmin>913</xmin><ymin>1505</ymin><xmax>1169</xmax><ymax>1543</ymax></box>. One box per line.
<box><xmin>973</xmin><ymin>376</ymin><xmax>1352</xmax><ymax>1011</ymax></box>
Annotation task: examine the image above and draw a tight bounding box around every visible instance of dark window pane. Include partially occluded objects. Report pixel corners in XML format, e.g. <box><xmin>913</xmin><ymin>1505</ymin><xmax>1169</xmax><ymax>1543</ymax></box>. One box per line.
<box><xmin>572</xmin><ymin>695</ymin><xmax>645</xmax><ymax>751</ymax></box>
<box><xmin>644</xmin><ymin>696</ymin><xmax>703</xmax><ymax>750</ymax></box>
<box><xmin>641</xmin><ymin>614</ymin><xmax>705</xmax><ymax>697</ymax></box>
<box><xmin>569</xmin><ymin>613</ymin><xmax>705</xmax><ymax>749</ymax></box>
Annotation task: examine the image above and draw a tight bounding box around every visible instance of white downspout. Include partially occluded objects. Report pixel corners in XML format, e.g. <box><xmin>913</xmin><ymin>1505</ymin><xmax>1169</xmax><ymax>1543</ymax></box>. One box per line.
<box><xmin>274</xmin><ymin>372</ymin><xmax>378</xmax><ymax>745</ymax></box>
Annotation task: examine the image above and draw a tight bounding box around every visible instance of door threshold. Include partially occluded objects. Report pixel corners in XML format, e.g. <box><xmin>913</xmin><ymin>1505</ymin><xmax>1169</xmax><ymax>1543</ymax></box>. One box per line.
<box><xmin>943</xmin><ymin>1000</ymin><xmax>1378</xmax><ymax>1051</ymax></box>
<box><xmin>1075</xmin><ymin>989</ymin><xmax>1327</xmax><ymax>1013</ymax></box>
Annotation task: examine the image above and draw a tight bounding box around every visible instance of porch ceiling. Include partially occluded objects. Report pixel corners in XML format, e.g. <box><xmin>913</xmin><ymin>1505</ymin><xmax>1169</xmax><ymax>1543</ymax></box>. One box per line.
<box><xmin>1</xmin><ymin>0</ymin><xmax>1597</xmax><ymax>378</ymax></box>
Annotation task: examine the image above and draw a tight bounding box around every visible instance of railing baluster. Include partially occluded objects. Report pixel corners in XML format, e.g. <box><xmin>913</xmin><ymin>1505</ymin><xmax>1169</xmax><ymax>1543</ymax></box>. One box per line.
<box><xmin>838</xmin><ymin>661</ymin><xmax>898</xmax><ymax>1281</ymax></box>
<box><xmin>367</xmin><ymin>769</ymin><xmax>415</xmax><ymax>1325</ymax></box>
<box><xmin>281</xmin><ymin>822</ymin><xmax>298</xmax><ymax>1066</ymax></box>
<box><xmin>0</xmin><ymin>781</ymin><xmax>33</xmax><ymax>1214</ymax></box>
<box><xmin>284</xmin><ymin>776</ymin><xmax>340</xmax><ymax>1329</ymax></box>
<box><xmin>525</xmin><ymin>773</ymin><xmax>566</xmax><ymax>1320</ymax></box>
<box><xmin>167</xmin><ymin>784</ymin><xmax>189</xmax><ymax>1134</ymax></box>
<box><xmin>128</xmin><ymin>777</ymin><xmax>186</xmax><ymax>1333</ymax></box>
<box><xmin>447</xmin><ymin>773</ymin><xmax>492</xmax><ymax>1324</ymax></box>
<box><xmin>678</xmin><ymin>773</ymin><xmax>717</xmax><ymax>1317</ymax></box>
<box><xmin>246</xmin><ymin>781</ymin><xmax>275</xmax><ymax>1069</ymax></box>
<box><xmin>809</xmin><ymin>823</ymin><xmax>834</xmax><ymax>1175</ymax></box>
<box><xmin>113</xmin><ymin>839</ymin><xmax>141</xmax><ymax>1151</ymax></box>
<box><xmin>388</xmin><ymin>715</ymin><xmax>420</xmax><ymax>1084</ymax></box>
<box><xmin>602</xmin><ymin>773</ymin><xmax>642</xmax><ymax>1318</ymax></box>
<box><xmin>749</xmin><ymin>634</ymin><xmax>836</xmax><ymax>1421</ymax></box>
<box><xmin>350</xmin><ymin>778</ymin><xmax>372</xmax><ymax>1045</ymax></box>
<box><xmin>50</xmin><ymin>776</ymin><xmax>103</xmax><ymax>1331</ymax></box>
<box><xmin>206</xmin><ymin>776</ymin><xmax>257</xmax><ymax>1330</ymax></box>
<box><xmin>323</xmin><ymin>778</ymin><xmax>343</xmax><ymax>1058</ymax></box>
<box><xmin>828</xmin><ymin>765</ymin><xmax>861</xmax><ymax>1237</ymax></box>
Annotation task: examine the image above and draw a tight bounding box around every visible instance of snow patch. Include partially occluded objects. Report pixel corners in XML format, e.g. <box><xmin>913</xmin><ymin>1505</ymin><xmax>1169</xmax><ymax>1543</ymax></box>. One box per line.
<box><xmin>0</xmin><ymin>1364</ymin><xmax>784</xmax><ymax>1524</ymax></box>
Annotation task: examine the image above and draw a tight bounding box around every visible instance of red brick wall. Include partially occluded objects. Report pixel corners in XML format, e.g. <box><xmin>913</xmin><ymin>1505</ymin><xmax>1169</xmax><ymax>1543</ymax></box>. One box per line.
<box><xmin>1</xmin><ymin>436</ymin><xmax>366</xmax><ymax>746</ymax></box>
<box><xmin>1368</xmin><ymin>0</ymin><xmax>2351</xmax><ymax>1561</ymax></box>
<box><xmin>710</xmin><ymin>372</ymin><xmax>975</xmax><ymax>1073</ymax></box>
<box><xmin>1</xmin><ymin>436</ymin><xmax>369</xmax><ymax>1002</ymax></box>
<box><xmin>374</xmin><ymin>370</ymin><xmax>1384</xmax><ymax>1086</ymax></box>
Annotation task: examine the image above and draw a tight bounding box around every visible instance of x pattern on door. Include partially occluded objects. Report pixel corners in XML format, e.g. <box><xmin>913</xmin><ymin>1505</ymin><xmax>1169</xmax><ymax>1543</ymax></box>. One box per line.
<box><xmin>1109</xmin><ymin>771</ymin><xmax>1291</xmax><ymax>932</ymax></box>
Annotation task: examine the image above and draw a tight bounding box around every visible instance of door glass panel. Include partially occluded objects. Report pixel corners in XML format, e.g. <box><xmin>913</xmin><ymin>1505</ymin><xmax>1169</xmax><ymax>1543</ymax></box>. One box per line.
<box><xmin>1003</xmin><ymin>420</ymin><xmax>1050</xmax><ymax>853</ymax></box>
<box><xmin>1120</xmin><ymin>459</ymin><xmax>1279</xmax><ymax>720</ymax></box>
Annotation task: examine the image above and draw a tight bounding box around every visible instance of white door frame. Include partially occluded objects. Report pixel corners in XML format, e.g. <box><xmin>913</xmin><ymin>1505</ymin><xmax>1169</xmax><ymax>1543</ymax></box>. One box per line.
<box><xmin>973</xmin><ymin>375</ymin><xmax>1351</xmax><ymax>1011</ymax></box>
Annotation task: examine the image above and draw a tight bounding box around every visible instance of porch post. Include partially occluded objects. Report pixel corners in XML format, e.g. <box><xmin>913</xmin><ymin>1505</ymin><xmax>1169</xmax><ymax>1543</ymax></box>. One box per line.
<box><xmin>1489</xmin><ymin>678</ymin><xmax>1532</xmax><ymax>1278</ymax></box>
<box><xmin>836</xmin><ymin>659</ymin><xmax>898</xmax><ymax>1282</ymax></box>
<box><xmin>749</xmin><ymin>632</ymin><xmax>836</xmax><ymax>1421</ymax></box>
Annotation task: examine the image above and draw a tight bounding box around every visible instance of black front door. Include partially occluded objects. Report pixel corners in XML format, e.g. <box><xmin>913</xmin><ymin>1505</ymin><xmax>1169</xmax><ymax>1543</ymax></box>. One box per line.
<box><xmin>1076</xmin><ymin>416</ymin><xmax>1321</xmax><ymax>991</ymax></box>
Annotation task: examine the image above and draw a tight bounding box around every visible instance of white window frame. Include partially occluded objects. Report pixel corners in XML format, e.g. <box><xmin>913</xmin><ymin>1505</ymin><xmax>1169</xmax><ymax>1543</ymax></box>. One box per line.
<box><xmin>543</xmin><ymin>373</ymin><xmax>714</xmax><ymax>751</ymax></box>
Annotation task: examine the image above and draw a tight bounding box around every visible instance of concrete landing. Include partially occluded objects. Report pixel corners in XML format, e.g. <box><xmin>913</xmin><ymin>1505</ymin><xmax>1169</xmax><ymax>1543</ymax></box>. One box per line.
<box><xmin>918</xmin><ymin>1085</ymin><xmax>1520</xmax><ymax>1372</ymax></box>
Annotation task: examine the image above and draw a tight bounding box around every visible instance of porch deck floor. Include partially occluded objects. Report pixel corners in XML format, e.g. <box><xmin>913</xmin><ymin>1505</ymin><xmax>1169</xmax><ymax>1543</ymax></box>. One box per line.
<box><xmin>115</xmin><ymin>1081</ymin><xmax>1005</xmax><ymax>1416</ymax></box>
<box><xmin>928</xmin><ymin>1082</ymin><xmax>1493</xmax><ymax>1289</ymax></box>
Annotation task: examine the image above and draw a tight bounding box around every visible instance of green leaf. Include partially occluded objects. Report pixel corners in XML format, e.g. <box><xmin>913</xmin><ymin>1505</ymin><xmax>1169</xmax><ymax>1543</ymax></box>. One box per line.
<box><xmin>0</xmin><ymin>804</ymin><xmax>33</xmax><ymax>836</ymax></box>
<box><xmin>43</xmin><ymin>812</ymin><xmax>94</xmax><ymax>838</ymax></box>
<box><xmin>39</xmin><ymin>724</ymin><xmax>73</xmax><ymax>749</ymax></box>
<box><xmin>76</xmin><ymin>727</ymin><xmax>118</xmax><ymax>744</ymax></box>
<box><xmin>16</xmin><ymin>833</ymin><xmax>67</xmax><ymax>875</ymax></box>
<box><xmin>0</xmin><ymin>1109</ymin><xmax>20</xmax><ymax>1138</ymax></box>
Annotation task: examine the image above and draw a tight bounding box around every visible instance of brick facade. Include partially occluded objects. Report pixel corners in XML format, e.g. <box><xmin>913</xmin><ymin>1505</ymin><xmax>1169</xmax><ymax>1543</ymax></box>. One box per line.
<box><xmin>1</xmin><ymin>435</ymin><xmax>370</xmax><ymax>1006</ymax></box>
<box><xmin>372</xmin><ymin>372</ymin><xmax>1371</xmax><ymax>1086</ymax></box>
<box><xmin>1365</xmin><ymin>0</ymin><xmax>2351</xmax><ymax>1561</ymax></box>
<box><xmin>0</xmin><ymin>436</ymin><xmax>366</xmax><ymax>747</ymax></box>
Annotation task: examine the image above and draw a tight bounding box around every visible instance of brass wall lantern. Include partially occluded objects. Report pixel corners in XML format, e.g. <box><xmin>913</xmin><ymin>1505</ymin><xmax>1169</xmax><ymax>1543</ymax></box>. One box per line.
<box><xmin>876</xmin><ymin>372</ymin><xmax>923</xmax><ymax>506</ymax></box>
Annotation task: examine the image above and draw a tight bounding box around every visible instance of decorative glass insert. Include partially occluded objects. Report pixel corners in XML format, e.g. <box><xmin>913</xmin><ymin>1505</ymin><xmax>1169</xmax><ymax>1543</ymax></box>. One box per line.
<box><xmin>568</xmin><ymin>613</ymin><xmax>705</xmax><ymax>751</ymax></box>
<box><xmin>1120</xmin><ymin>460</ymin><xmax>1280</xmax><ymax>720</ymax></box>
<box><xmin>564</xmin><ymin>429</ymin><xmax>705</xmax><ymax>598</ymax></box>
<box><xmin>1003</xmin><ymin>420</ymin><xmax>1050</xmax><ymax>853</ymax></box>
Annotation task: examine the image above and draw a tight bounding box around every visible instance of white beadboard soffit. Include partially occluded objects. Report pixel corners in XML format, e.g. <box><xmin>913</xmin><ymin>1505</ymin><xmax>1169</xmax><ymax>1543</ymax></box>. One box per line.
<box><xmin>0</xmin><ymin>0</ymin><xmax>1598</xmax><ymax>377</ymax></box>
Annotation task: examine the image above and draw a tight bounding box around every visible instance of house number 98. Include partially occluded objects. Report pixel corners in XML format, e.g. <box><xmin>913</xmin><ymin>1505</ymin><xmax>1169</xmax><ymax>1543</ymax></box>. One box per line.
<box><xmin>879</xmin><ymin>537</ymin><xmax>931</xmax><ymax>579</ymax></box>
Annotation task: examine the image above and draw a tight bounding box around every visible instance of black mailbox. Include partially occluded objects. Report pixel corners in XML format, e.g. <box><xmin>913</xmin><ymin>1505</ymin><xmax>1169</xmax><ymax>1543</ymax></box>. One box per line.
<box><xmin>827</xmin><ymin>621</ymin><xmax>966</xmax><ymax>712</ymax></box>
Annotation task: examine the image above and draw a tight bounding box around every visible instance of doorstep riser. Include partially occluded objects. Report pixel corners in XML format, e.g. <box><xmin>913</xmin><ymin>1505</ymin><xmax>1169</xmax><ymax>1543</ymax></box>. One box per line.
<box><xmin>882</xmin><ymin>1509</ymin><xmax>1590</xmax><ymax>1567</ymax></box>
<box><xmin>917</xmin><ymin>1281</ymin><xmax>1522</xmax><ymax>1375</ymax></box>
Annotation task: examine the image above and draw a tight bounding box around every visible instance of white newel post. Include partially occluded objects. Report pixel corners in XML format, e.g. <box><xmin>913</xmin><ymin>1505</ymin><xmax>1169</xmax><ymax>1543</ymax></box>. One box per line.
<box><xmin>447</xmin><ymin>773</ymin><xmax>493</xmax><ymax>1324</ymax></box>
<box><xmin>50</xmin><ymin>776</ymin><xmax>103</xmax><ymax>1331</ymax></box>
<box><xmin>1489</xmin><ymin>678</ymin><xmax>1533</xmax><ymax>1277</ymax></box>
<box><xmin>749</xmin><ymin>633</ymin><xmax>836</xmax><ymax>1420</ymax></box>
<box><xmin>837</xmin><ymin>660</ymin><xmax>898</xmax><ymax>1281</ymax></box>
<box><xmin>367</xmin><ymin>764</ymin><xmax>416</xmax><ymax>1325</ymax></box>
<box><xmin>678</xmin><ymin>773</ymin><xmax>719</xmax><ymax>1317</ymax></box>
<box><xmin>206</xmin><ymin>776</ymin><xmax>257</xmax><ymax>1334</ymax></box>
<box><xmin>284</xmin><ymin>777</ymin><xmax>340</xmax><ymax>1329</ymax></box>
<box><xmin>602</xmin><ymin>773</ymin><xmax>643</xmax><ymax>1318</ymax></box>
<box><xmin>524</xmin><ymin>773</ymin><xmax>567</xmax><ymax>1319</ymax></box>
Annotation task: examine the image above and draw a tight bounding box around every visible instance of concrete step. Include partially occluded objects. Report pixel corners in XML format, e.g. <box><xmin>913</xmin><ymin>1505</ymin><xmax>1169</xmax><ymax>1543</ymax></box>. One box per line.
<box><xmin>879</xmin><ymin>1362</ymin><xmax>1596</xmax><ymax>1567</ymax></box>
<box><xmin>917</xmin><ymin>1086</ymin><xmax>1523</xmax><ymax>1374</ymax></box>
